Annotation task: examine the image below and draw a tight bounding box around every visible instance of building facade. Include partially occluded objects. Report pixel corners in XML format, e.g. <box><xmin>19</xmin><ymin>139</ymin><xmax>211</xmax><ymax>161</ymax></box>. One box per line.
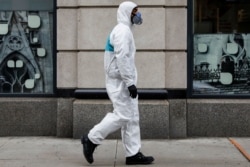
<box><xmin>0</xmin><ymin>0</ymin><xmax>249</xmax><ymax>138</ymax></box>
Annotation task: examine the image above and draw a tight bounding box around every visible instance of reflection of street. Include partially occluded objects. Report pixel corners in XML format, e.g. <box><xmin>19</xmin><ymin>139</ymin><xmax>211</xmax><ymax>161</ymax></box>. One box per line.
<box><xmin>193</xmin><ymin>33</ymin><xmax>250</xmax><ymax>95</ymax></box>
<box><xmin>193</xmin><ymin>82</ymin><xmax>250</xmax><ymax>95</ymax></box>
<box><xmin>193</xmin><ymin>0</ymin><xmax>250</xmax><ymax>95</ymax></box>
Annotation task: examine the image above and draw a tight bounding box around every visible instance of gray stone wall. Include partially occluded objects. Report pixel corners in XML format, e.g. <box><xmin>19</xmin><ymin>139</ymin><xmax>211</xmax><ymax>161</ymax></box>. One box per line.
<box><xmin>0</xmin><ymin>98</ymin><xmax>249</xmax><ymax>138</ymax></box>
<box><xmin>73</xmin><ymin>100</ymin><xmax>169</xmax><ymax>139</ymax></box>
<box><xmin>0</xmin><ymin>1</ymin><xmax>249</xmax><ymax>139</ymax></box>
<box><xmin>187</xmin><ymin>99</ymin><xmax>250</xmax><ymax>137</ymax></box>
<box><xmin>0</xmin><ymin>98</ymin><xmax>57</xmax><ymax>136</ymax></box>
<box><xmin>56</xmin><ymin>0</ymin><xmax>187</xmax><ymax>90</ymax></box>
<box><xmin>0</xmin><ymin>98</ymin><xmax>171</xmax><ymax>138</ymax></box>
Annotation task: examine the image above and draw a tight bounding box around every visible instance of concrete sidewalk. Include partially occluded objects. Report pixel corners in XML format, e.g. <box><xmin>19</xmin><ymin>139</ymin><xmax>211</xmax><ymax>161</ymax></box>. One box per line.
<box><xmin>0</xmin><ymin>137</ymin><xmax>249</xmax><ymax>167</ymax></box>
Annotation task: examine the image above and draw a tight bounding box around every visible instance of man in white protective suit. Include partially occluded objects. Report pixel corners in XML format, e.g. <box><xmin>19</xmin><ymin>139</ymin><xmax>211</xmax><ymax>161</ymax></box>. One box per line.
<box><xmin>81</xmin><ymin>1</ymin><xmax>154</xmax><ymax>165</ymax></box>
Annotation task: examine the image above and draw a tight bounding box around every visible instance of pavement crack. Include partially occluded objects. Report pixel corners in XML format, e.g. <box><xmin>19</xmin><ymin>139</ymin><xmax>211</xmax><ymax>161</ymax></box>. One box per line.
<box><xmin>55</xmin><ymin>145</ymin><xmax>61</xmax><ymax>160</ymax></box>
<box><xmin>0</xmin><ymin>137</ymin><xmax>13</xmax><ymax>151</ymax></box>
<box><xmin>114</xmin><ymin>139</ymin><xmax>119</xmax><ymax>167</ymax></box>
<box><xmin>55</xmin><ymin>151</ymin><xmax>61</xmax><ymax>160</ymax></box>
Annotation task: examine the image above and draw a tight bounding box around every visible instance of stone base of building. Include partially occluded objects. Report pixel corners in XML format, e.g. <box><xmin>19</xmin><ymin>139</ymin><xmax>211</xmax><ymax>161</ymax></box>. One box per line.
<box><xmin>0</xmin><ymin>98</ymin><xmax>249</xmax><ymax>138</ymax></box>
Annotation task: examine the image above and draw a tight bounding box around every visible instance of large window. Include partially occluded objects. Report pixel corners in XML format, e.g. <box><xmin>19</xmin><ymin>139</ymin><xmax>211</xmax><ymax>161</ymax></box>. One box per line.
<box><xmin>0</xmin><ymin>0</ymin><xmax>55</xmax><ymax>95</ymax></box>
<box><xmin>190</xmin><ymin>0</ymin><xmax>250</xmax><ymax>97</ymax></box>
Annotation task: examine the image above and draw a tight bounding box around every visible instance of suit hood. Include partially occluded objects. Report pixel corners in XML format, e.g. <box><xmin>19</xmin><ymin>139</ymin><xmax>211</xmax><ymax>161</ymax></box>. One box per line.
<box><xmin>117</xmin><ymin>1</ymin><xmax>137</xmax><ymax>26</ymax></box>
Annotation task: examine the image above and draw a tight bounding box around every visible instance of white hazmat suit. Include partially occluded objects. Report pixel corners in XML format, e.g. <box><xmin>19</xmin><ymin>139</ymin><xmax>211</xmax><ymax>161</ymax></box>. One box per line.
<box><xmin>88</xmin><ymin>1</ymin><xmax>141</xmax><ymax>157</ymax></box>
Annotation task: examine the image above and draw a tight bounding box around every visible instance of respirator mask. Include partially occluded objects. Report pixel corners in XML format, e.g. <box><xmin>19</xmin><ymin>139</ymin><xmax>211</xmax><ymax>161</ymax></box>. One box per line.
<box><xmin>132</xmin><ymin>12</ymin><xmax>143</xmax><ymax>25</ymax></box>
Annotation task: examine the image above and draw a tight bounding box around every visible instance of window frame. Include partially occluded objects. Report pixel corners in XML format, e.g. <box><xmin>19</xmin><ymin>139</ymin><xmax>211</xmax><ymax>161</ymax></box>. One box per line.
<box><xmin>187</xmin><ymin>0</ymin><xmax>250</xmax><ymax>98</ymax></box>
<box><xmin>0</xmin><ymin>0</ymin><xmax>57</xmax><ymax>97</ymax></box>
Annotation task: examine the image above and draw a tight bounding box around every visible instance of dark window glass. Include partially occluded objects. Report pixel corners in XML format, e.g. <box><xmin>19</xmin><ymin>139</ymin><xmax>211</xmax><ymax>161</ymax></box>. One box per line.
<box><xmin>192</xmin><ymin>0</ymin><xmax>250</xmax><ymax>96</ymax></box>
<box><xmin>0</xmin><ymin>0</ymin><xmax>54</xmax><ymax>95</ymax></box>
<box><xmin>194</xmin><ymin>0</ymin><xmax>250</xmax><ymax>33</ymax></box>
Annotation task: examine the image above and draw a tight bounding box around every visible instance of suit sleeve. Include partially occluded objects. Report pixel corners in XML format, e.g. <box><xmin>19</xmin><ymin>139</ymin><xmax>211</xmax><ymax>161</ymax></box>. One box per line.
<box><xmin>113</xmin><ymin>27</ymin><xmax>135</xmax><ymax>87</ymax></box>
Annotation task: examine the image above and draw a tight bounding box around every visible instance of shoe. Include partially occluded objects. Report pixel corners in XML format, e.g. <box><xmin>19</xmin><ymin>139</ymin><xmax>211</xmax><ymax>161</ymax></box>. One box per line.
<box><xmin>126</xmin><ymin>152</ymin><xmax>154</xmax><ymax>165</ymax></box>
<box><xmin>81</xmin><ymin>135</ymin><xmax>97</xmax><ymax>164</ymax></box>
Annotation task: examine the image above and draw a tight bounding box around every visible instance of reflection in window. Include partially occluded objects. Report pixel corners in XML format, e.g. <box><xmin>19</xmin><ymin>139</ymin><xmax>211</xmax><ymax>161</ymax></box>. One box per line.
<box><xmin>0</xmin><ymin>11</ymin><xmax>54</xmax><ymax>94</ymax></box>
<box><xmin>192</xmin><ymin>0</ymin><xmax>250</xmax><ymax>95</ymax></box>
<box><xmin>194</xmin><ymin>0</ymin><xmax>250</xmax><ymax>33</ymax></box>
